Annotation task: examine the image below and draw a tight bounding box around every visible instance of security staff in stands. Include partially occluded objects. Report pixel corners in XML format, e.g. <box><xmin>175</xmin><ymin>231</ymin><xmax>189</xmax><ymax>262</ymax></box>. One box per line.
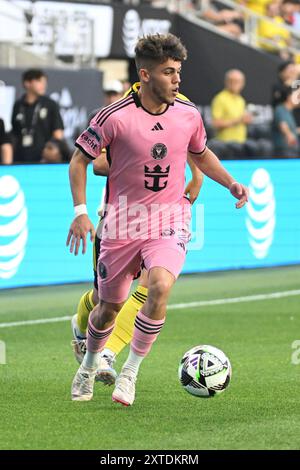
<box><xmin>11</xmin><ymin>69</ymin><xmax>64</xmax><ymax>163</ymax></box>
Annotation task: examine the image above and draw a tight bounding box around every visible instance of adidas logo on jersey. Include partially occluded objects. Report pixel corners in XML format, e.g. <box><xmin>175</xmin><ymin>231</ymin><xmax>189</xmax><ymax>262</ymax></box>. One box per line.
<box><xmin>151</xmin><ymin>122</ymin><xmax>163</xmax><ymax>131</ymax></box>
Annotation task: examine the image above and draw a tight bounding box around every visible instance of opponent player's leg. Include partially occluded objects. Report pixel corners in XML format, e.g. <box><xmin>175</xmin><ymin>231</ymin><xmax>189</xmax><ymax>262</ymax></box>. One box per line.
<box><xmin>71</xmin><ymin>229</ymin><xmax>100</xmax><ymax>363</ymax></box>
<box><xmin>98</xmin><ymin>269</ymin><xmax>149</xmax><ymax>379</ymax></box>
<box><xmin>71</xmin><ymin>287</ymin><xmax>98</xmax><ymax>363</ymax></box>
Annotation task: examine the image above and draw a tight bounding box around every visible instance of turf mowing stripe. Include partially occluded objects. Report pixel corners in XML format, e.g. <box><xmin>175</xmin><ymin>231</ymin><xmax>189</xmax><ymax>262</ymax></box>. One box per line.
<box><xmin>0</xmin><ymin>316</ymin><xmax>72</xmax><ymax>328</ymax></box>
<box><xmin>169</xmin><ymin>289</ymin><xmax>300</xmax><ymax>310</ymax></box>
<box><xmin>1</xmin><ymin>289</ymin><xmax>300</xmax><ymax>329</ymax></box>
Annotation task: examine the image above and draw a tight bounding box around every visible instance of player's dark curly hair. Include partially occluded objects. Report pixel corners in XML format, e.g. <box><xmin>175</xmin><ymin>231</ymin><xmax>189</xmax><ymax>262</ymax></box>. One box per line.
<box><xmin>135</xmin><ymin>34</ymin><xmax>187</xmax><ymax>71</ymax></box>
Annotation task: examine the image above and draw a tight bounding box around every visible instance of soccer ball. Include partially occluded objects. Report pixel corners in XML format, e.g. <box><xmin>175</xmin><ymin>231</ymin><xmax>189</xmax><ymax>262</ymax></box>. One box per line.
<box><xmin>178</xmin><ymin>345</ymin><xmax>232</xmax><ymax>398</ymax></box>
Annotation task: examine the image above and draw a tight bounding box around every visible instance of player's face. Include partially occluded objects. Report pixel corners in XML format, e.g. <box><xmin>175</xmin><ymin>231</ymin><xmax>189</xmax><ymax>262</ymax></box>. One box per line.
<box><xmin>148</xmin><ymin>59</ymin><xmax>182</xmax><ymax>105</ymax></box>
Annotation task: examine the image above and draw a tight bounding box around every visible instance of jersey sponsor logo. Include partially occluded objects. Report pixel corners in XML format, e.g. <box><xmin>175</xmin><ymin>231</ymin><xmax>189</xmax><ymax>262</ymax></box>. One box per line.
<box><xmin>144</xmin><ymin>164</ymin><xmax>170</xmax><ymax>192</ymax></box>
<box><xmin>82</xmin><ymin>134</ymin><xmax>98</xmax><ymax>151</ymax></box>
<box><xmin>151</xmin><ymin>143</ymin><xmax>167</xmax><ymax>160</ymax></box>
<box><xmin>81</xmin><ymin>127</ymin><xmax>101</xmax><ymax>151</ymax></box>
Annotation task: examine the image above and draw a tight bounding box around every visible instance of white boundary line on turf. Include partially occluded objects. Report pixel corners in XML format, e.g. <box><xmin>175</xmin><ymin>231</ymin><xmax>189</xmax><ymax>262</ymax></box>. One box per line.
<box><xmin>1</xmin><ymin>289</ymin><xmax>300</xmax><ymax>329</ymax></box>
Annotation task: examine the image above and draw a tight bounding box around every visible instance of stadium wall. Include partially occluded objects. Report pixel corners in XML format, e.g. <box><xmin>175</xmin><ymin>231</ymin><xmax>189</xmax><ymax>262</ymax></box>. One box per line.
<box><xmin>0</xmin><ymin>161</ymin><xmax>299</xmax><ymax>289</ymax></box>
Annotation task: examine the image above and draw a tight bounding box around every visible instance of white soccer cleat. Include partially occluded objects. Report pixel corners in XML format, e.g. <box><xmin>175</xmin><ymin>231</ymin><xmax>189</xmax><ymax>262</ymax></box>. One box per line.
<box><xmin>95</xmin><ymin>353</ymin><xmax>117</xmax><ymax>386</ymax></box>
<box><xmin>71</xmin><ymin>314</ymin><xmax>87</xmax><ymax>364</ymax></box>
<box><xmin>112</xmin><ymin>369</ymin><xmax>136</xmax><ymax>406</ymax></box>
<box><xmin>71</xmin><ymin>364</ymin><xmax>96</xmax><ymax>401</ymax></box>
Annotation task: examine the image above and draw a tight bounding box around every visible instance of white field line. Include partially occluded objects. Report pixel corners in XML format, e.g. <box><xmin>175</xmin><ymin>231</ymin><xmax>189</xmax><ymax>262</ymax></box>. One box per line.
<box><xmin>0</xmin><ymin>289</ymin><xmax>300</xmax><ymax>329</ymax></box>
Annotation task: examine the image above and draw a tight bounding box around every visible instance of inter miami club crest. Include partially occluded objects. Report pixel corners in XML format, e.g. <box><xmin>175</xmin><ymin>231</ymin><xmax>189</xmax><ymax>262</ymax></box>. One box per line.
<box><xmin>151</xmin><ymin>143</ymin><xmax>167</xmax><ymax>160</ymax></box>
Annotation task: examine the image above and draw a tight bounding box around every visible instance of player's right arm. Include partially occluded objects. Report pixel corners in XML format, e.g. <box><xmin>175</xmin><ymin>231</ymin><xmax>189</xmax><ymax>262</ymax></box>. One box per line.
<box><xmin>67</xmin><ymin>109</ymin><xmax>114</xmax><ymax>255</ymax></box>
<box><xmin>67</xmin><ymin>148</ymin><xmax>95</xmax><ymax>256</ymax></box>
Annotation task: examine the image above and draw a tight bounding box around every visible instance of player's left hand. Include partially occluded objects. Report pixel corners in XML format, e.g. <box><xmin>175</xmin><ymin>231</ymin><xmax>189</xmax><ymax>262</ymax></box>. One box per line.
<box><xmin>184</xmin><ymin>179</ymin><xmax>202</xmax><ymax>204</ymax></box>
<box><xmin>229</xmin><ymin>182</ymin><xmax>249</xmax><ymax>209</ymax></box>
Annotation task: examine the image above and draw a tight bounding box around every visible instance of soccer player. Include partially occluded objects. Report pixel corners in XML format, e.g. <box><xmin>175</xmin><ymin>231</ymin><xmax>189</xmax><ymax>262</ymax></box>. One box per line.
<box><xmin>71</xmin><ymin>84</ymin><xmax>203</xmax><ymax>385</ymax></box>
<box><xmin>67</xmin><ymin>33</ymin><xmax>248</xmax><ymax>406</ymax></box>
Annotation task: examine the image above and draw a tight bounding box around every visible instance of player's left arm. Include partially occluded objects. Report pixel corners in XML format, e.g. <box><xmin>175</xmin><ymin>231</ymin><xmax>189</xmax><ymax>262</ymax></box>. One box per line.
<box><xmin>92</xmin><ymin>151</ymin><xmax>110</xmax><ymax>176</ymax></box>
<box><xmin>185</xmin><ymin>153</ymin><xmax>204</xmax><ymax>204</ymax></box>
<box><xmin>190</xmin><ymin>146</ymin><xmax>248</xmax><ymax>209</ymax></box>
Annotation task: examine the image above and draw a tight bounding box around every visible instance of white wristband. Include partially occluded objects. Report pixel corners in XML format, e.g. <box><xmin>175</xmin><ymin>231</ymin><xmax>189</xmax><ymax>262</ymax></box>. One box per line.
<box><xmin>74</xmin><ymin>204</ymin><xmax>88</xmax><ymax>219</ymax></box>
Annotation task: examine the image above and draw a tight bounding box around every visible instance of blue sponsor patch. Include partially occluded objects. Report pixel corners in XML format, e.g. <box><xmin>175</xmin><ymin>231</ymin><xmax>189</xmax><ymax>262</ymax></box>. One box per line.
<box><xmin>87</xmin><ymin>127</ymin><xmax>101</xmax><ymax>142</ymax></box>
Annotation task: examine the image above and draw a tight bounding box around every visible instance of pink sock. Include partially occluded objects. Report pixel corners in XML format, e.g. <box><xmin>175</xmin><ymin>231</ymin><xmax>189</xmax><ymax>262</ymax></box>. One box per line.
<box><xmin>131</xmin><ymin>310</ymin><xmax>166</xmax><ymax>357</ymax></box>
<box><xmin>86</xmin><ymin>317</ymin><xmax>114</xmax><ymax>353</ymax></box>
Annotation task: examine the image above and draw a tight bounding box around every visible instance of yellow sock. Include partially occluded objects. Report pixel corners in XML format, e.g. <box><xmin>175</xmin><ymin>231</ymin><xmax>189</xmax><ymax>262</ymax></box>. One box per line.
<box><xmin>105</xmin><ymin>285</ymin><xmax>148</xmax><ymax>355</ymax></box>
<box><xmin>76</xmin><ymin>289</ymin><xmax>96</xmax><ymax>334</ymax></box>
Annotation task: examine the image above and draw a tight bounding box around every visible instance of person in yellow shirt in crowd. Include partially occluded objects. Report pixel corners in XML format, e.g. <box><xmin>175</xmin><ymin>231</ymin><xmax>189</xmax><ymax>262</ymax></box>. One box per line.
<box><xmin>258</xmin><ymin>2</ymin><xmax>291</xmax><ymax>55</ymax></box>
<box><xmin>210</xmin><ymin>69</ymin><xmax>272</xmax><ymax>159</ymax></box>
<box><xmin>237</xmin><ymin>0</ymin><xmax>272</xmax><ymax>16</ymax></box>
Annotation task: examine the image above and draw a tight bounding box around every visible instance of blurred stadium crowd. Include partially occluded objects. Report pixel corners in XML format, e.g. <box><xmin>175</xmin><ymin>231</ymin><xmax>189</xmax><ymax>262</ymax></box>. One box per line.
<box><xmin>1</xmin><ymin>0</ymin><xmax>300</xmax><ymax>163</ymax></box>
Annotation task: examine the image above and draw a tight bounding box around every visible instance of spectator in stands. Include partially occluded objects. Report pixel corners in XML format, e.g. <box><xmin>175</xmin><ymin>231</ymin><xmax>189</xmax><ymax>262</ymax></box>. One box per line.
<box><xmin>88</xmin><ymin>80</ymin><xmax>124</xmax><ymax>122</ymax></box>
<box><xmin>257</xmin><ymin>2</ymin><xmax>291</xmax><ymax>56</ymax></box>
<box><xmin>271</xmin><ymin>60</ymin><xmax>298</xmax><ymax>107</ymax></box>
<box><xmin>238</xmin><ymin>0</ymin><xmax>271</xmax><ymax>16</ymax></box>
<box><xmin>273</xmin><ymin>86</ymin><xmax>300</xmax><ymax>157</ymax></box>
<box><xmin>210</xmin><ymin>69</ymin><xmax>272</xmax><ymax>158</ymax></box>
<box><xmin>271</xmin><ymin>60</ymin><xmax>300</xmax><ymax>124</ymax></box>
<box><xmin>103</xmin><ymin>80</ymin><xmax>124</xmax><ymax>106</ymax></box>
<box><xmin>40</xmin><ymin>138</ymin><xmax>71</xmax><ymax>164</ymax></box>
<box><xmin>0</xmin><ymin>118</ymin><xmax>13</xmax><ymax>165</ymax></box>
<box><xmin>281</xmin><ymin>0</ymin><xmax>297</xmax><ymax>26</ymax></box>
<box><xmin>199</xmin><ymin>0</ymin><xmax>245</xmax><ymax>38</ymax></box>
<box><xmin>11</xmin><ymin>69</ymin><xmax>64</xmax><ymax>163</ymax></box>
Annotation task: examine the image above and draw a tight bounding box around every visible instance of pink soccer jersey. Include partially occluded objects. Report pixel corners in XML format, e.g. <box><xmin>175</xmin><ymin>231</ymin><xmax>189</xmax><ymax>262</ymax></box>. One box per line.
<box><xmin>75</xmin><ymin>93</ymin><xmax>206</xmax><ymax>240</ymax></box>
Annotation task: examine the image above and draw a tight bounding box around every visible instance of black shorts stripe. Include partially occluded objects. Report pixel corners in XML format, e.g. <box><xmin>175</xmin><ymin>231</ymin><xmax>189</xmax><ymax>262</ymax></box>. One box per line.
<box><xmin>95</xmin><ymin>96</ymin><xmax>133</xmax><ymax>124</ymax></box>
<box><xmin>75</xmin><ymin>142</ymin><xmax>95</xmax><ymax>160</ymax></box>
<box><xmin>98</xmin><ymin>100</ymin><xmax>134</xmax><ymax>127</ymax></box>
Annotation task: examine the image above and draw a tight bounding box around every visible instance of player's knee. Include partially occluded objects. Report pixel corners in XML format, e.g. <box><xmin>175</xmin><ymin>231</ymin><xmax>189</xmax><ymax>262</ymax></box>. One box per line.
<box><xmin>149</xmin><ymin>279</ymin><xmax>172</xmax><ymax>300</ymax></box>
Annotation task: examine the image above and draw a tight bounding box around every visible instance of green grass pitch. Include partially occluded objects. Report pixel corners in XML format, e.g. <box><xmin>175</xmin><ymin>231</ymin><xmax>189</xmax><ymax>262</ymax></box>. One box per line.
<box><xmin>0</xmin><ymin>265</ymin><xmax>300</xmax><ymax>450</ymax></box>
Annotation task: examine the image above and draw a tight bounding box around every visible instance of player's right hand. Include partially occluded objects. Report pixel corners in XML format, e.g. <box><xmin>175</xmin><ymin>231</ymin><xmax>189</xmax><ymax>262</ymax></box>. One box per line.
<box><xmin>66</xmin><ymin>214</ymin><xmax>95</xmax><ymax>256</ymax></box>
